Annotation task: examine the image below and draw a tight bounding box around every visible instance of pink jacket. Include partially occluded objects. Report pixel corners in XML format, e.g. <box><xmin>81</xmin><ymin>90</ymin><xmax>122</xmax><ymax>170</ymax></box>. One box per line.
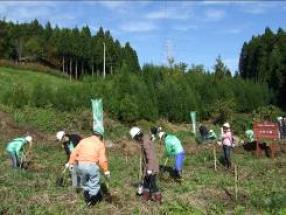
<box><xmin>222</xmin><ymin>130</ymin><xmax>232</xmax><ymax>146</ymax></box>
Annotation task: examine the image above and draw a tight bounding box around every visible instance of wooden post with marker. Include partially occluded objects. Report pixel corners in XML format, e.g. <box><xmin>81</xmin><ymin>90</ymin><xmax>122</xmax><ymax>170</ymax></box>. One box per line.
<box><xmin>235</xmin><ymin>164</ymin><xmax>238</xmax><ymax>201</ymax></box>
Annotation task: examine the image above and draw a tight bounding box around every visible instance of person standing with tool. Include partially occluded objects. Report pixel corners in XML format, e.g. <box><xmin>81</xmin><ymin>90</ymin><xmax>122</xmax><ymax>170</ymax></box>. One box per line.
<box><xmin>66</xmin><ymin>130</ymin><xmax>110</xmax><ymax>206</ymax></box>
<box><xmin>6</xmin><ymin>135</ymin><xmax>33</xmax><ymax>168</ymax></box>
<box><xmin>56</xmin><ymin>131</ymin><xmax>82</xmax><ymax>188</ymax></box>
<box><xmin>130</xmin><ymin>127</ymin><xmax>162</xmax><ymax>204</ymax></box>
<box><xmin>158</xmin><ymin>131</ymin><xmax>185</xmax><ymax>181</ymax></box>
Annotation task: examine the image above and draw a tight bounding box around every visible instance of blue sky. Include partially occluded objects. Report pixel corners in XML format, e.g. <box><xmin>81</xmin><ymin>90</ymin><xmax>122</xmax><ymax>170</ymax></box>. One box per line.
<box><xmin>0</xmin><ymin>1</ymin><xmax>285</xmax><ymax>72</ymax></box>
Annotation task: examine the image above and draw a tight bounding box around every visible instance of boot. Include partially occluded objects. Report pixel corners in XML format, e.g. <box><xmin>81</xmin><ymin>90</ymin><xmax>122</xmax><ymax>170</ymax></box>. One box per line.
<box><xmin>174</xmin><ymin>170</ymin><xmax>183</xmax><ymax>183</ymax></box>
<box><xmin>153</xmin><ymin>192</ymin><xmax>162</xmax><ymax>204</ymax></box>
<box><xmin>83</xmin><ymin>190</ymin><xmax>91</xmax><ymax>204</ymax></box>
<box><xmin>142</xmin><ymin>191</ymin><xmax>151</xmax><ymax>201</ymax></box>
<box><xmin>89</xmin><ymin>191</ymin><xmax>103</xmax><ymax>206</ymax></box>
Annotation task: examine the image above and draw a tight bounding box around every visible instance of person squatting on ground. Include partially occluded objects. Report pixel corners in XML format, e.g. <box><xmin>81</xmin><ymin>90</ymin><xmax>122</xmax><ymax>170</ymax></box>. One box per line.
<box><xmin>66</xmin><ymin>131</ymin><xmax>110</xmax><ymax>206</ymax></box>
<box><xmin>6</xmin><ymin>136</ymin><xmax>32</xmax><ymax>168</ymax></box>
<box><xmin>220</xmin><ymin>122</ymin><xmax>233</xmax><ymax>169</ymax></box>
<box><xmin>56</xmin><ymin>131</ymin><xmax>82</xmax><ymax>188</ymax></box>
<box><xmin>130</xmin><ymin>127</ymin><xmax>162</xmax><ymax>204</ymax></box>
<box><xmin>158</xmin><ymin>131</ymin><xmax>185</xmax><ymax>180</ymax></box>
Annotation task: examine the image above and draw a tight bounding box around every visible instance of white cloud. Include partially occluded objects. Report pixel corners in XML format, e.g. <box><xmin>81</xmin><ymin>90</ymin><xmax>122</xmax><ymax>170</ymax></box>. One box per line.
<box><xmin>98</xmin><ymin>1</ymin><xmax>126</xmax><ymax>10</ymax></box>
<box><xmin>239</xmin><ymin>2</ymin><xmax>282</xmax><ymax>15</ymax></box>
<box><xmin>120</xmin><ymin>21</ymin><xmax>155</xmax><ymax>33</ymax></box>
<box><xmin>173</xmin><ymin>24</ymin><xmax>198</xmax><ymax>32</ymax></box>
<box><xmin>204</xmin><ymin>9</ymin><xmax>226</xmax><ymax>21</ymax></box>
<box><xmin>201</xmin><ymin>1</ymin><xmax>233</xmax><ymax>6</ymax></box>
<box><xmin>146</xmin><ymin>9</ymin><xmax>191</xmax><ymax>20</ymax></box>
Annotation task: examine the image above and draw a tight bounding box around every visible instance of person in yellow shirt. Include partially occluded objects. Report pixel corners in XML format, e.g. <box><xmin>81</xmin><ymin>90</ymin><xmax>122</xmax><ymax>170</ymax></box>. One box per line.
<box><xmin>67</xmin><ymin>131</ymin><xmax>110</xmax><ymax>206</ymax></box>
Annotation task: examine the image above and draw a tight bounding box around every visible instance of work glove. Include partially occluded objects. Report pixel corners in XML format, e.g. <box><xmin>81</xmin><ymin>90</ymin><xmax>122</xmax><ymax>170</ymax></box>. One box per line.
<box><xmin>147</xmin><ymin>170</ymin><xmax>153</xmax><ymax>175</ymax></box>
<box><xmin>104</xmin><ymin>171</ymin><xmax>111</xmax><ymax>180</ymax></box>
<box><xmin>69</xmin><ymin>164</ymin><xmax>74</xmax><ymax>171</ymax></box>
<box><xmin>65</xmin><ymin>162</ymin><xmax>70</xmax><ymax>169</ymax></box>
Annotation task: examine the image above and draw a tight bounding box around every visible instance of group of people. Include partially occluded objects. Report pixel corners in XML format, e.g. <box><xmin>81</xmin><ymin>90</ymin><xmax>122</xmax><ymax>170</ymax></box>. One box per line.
<box><xmin>5</xmin><ymin>122</ymin><xmax>237</xmax><ymax>207</ymax></box>
<box><xmin>5</xmin><ymin>125</ymin><xmax>187</xmax><ymax>206</ymax></box>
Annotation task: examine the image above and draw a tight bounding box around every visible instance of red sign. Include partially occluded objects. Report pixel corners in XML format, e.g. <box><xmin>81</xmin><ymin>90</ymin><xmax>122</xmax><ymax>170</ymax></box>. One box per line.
<box><xmin>253</xmin><ymin>121</ymin><xmax>279</xmax><ymax>141</ymax></box>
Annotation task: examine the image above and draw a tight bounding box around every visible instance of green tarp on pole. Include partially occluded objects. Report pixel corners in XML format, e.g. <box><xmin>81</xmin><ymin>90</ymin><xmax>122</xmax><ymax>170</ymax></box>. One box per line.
<box><xmin>91</xmin><ymin>98</ymin><xmax>104</xmax><ymax>136</ymax></box>
<box><xmin>190</xmin><ymin>111</ymin><xmax>197</xmax><ymax>136</ymax></box>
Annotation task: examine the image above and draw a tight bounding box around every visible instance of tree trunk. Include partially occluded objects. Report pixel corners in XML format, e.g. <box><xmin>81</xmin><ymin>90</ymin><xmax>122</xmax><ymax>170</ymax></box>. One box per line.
<box><xmin>69</xmin><ymin>58</ymin><xmax>72</xmax><ymax>82</ymax></box>
<box><xmin>110</xmin><ymin>64</ymin><xmax>113</xmax><ymax>75</ymax></box>
<box><xmin>81</xmin><ymin>61</ymin><xmax>84</xmax><ymax>76</ymax></box>
<box><xmin>75</xmin><ymin>58</ymin><xmax>78</xmax><ymax>80</ymax></box>
<box><xmin>92</xmin><ymin>64</ymin><xmax>94</xmax><ymax>77</ymax></box>
<box><xmin>16</xmin><ymin>39</ymin><xmax>23</xmax><ymax>63</ymax></box>
<box><xmin>62</xmin><ymin>55</ymin><xmax>65</xmax><ymax>74</ymax></box>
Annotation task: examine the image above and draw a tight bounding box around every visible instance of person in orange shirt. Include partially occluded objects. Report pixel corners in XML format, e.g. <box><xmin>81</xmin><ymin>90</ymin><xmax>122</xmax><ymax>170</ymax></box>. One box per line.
<box><xmin>66</xmin><ymin>131</ymin><xmax>110</xmax><ymax>206</ymax></box>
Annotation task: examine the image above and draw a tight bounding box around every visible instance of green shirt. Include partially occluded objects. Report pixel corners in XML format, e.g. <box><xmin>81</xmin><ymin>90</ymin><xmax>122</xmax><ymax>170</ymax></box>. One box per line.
<box><xmin>164</xmin><ymin>134</ymin><xmax>184</xmax><ymax>156</ymax></box>
<box><xmin>245</xmin><ymin>130</ymin><xmax>255</xmax><ymax>142</ymax></box>
<box><xmin>6</xmin><ymin>137</ymin><xmax>27</xmax><ymax>157</ymax></box>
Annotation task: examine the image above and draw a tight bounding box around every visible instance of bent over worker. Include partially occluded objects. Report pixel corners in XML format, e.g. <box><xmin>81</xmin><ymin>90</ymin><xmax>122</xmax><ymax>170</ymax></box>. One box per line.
<box><xmin>6</xmin><ymin>136</ymin><xmax>32</xmax><ymax>168</ymax></box>
<box><xmin>67</xmin><ymin>131</ymin><xmax>110</xmax><ymax>206</ymax></box>
<box><xmin>158</xmin><ymin>132</ymin><xmax>185</xmax><ymax>180</ymax></box>
<box><xmin>56</xmin><ymin>131</ymin><xmax>82</xmax><ymax>188</ymax></box>
<box><xmin>130</xmin><ymin>127</ymin><xmax>162</xmax><ymax>204</ymax></box>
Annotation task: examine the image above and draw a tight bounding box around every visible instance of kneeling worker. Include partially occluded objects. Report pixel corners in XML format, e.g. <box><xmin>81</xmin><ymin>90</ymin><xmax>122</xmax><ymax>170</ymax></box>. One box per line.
<box><xmin>66</xmin><ymin>130</ymin><xmax>110</xmax><ymax>206</ymax></box>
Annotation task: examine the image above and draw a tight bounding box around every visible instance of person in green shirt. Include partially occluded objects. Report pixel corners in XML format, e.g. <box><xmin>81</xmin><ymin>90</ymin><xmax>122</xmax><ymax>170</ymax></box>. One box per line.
<box><xmin>6</xmin><ymin>136</ymin><xmax>32</xmax><ymax>168</ymax></box>
<box><xmin>245</xmin><ymin>129</ymin><xmax>255</xmax><ymax>143</ymax></box>
<box><xmin>158</xmin><ymin>132</ymin><xmax>185</xmax><ymax>180</ymax></box>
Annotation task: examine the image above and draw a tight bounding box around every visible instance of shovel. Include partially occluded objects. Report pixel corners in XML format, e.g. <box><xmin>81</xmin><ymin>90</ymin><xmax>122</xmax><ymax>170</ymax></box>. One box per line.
<box><xmin>56</xmin><ymin>166</ymin><xmax>68</xmax><ymax>187</ymax></box>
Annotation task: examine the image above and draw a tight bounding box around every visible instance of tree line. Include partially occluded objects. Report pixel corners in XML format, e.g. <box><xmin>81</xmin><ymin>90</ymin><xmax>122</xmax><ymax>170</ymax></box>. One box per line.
<box><xmin>239</xmin><ymin>27</ymin><xmax>286</xmax><ymax>109</ymax></box>
<box><xmin>2</xmin><ymin>62</ymin><xmax>272</xmax><ymax>124</ymax></box>
<box><xmin>0</xmin><ymin>19</ymin><xmax>141</xmax><ymax>79</ymax></box>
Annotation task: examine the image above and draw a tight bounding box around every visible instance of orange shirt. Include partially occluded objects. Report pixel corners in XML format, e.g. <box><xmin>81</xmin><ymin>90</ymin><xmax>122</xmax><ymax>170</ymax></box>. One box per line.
<box><xmin>69</xmin><ymin>135</ymin><xmax>108</xmax><ymax>172</ymax></box>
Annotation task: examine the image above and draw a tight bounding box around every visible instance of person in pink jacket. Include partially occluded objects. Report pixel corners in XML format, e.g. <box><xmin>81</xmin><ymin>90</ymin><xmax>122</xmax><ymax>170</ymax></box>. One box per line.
<box><xmin>221</xmin><ymin>122</ymin><xmax>233</xmax><ymax>169</ymax></box>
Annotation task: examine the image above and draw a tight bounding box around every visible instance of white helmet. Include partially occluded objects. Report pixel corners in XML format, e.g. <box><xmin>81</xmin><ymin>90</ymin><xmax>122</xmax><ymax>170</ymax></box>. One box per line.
<box><xmin>277</xmin><ymin>117</ymin><xmax>283</xmax><ymax>121</ymax></box>
<box><xmin>223</xmin><ymin>122</ymin><xmax>230</xmax><ymax>128</ymax></box>
<box><xmin>25</xmin><ymin>136</ymin><xmax>33</xmax><ymax>143</ymax></box>
<box><xmin>56</xmin><ymin>131</ymin><xmax>65</xmax><ymax>141</ymax></box>
<box><xmin>130</xmin><ymin>127</ymin><xmax>141</xmax><ymax>139</ymax></box>
<box><xmin>158</xmin><ymin>132</ymin><xmax>166</xmax><ymax>140</ymax></box>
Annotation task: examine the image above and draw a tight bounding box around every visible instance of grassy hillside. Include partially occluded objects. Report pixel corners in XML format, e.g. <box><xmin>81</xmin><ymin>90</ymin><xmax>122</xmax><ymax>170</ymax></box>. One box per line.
<box><xmin>0</xmin><ymin>67</ymin><xmax>286</xmax><ymax>214</ymax></box>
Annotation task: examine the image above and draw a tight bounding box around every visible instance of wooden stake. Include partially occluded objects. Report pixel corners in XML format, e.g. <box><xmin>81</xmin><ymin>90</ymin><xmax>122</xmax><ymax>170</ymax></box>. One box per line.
<box><xmin>139</xmin><ymin>152</ymin><xmax>142</xmax><ymax>181</ymax></box>
<box><xmin>164</xmin><ymin>158</ymin><xmax>169</xmax><ymax>166</ymax></box>
<box><xmin>235</xmin><ymin>165</ymin><xmax>238</xmax><ymax>201</ymax></box>
<box><xmin>213</xmin><ymin>145</ymin><xmax>217</xmax><ymax>171</ymax></box>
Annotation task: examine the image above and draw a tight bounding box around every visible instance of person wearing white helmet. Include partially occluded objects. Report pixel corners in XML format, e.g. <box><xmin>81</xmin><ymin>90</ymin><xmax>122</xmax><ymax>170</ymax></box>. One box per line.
<box><xmin>56</xmin><ymin>130</ymin><xmax>82</xmax><ymax>188</ymax></box>
<box><xmin>6</xmin><ymin>135</ymin><xmax>33</xmax><ymax>168</ymax></box>
<box><xmin>56</xmin><ymin>131</ymin><xmax>82</xmax><ymax>161</ymax></box>
<box><xmin>129</xmin><ymin>127</ymin><xmax>162</xmax><ymax>204</ymax></box>
<box><xmin>220</xmin><ymin>122</ymin><xmax>233</xmax><ymax>169</ymax></box>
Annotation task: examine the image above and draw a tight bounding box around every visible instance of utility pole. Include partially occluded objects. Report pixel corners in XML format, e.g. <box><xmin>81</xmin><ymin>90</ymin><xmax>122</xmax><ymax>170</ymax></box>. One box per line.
<box><xmin>103</xmin><ymin>42</ymin><xmax>106</xmax><ymax>79</ymax></box>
